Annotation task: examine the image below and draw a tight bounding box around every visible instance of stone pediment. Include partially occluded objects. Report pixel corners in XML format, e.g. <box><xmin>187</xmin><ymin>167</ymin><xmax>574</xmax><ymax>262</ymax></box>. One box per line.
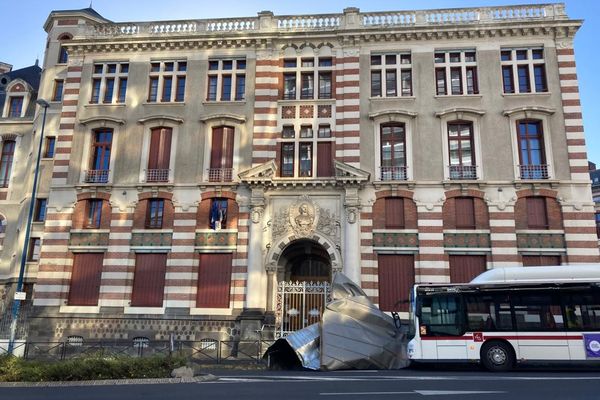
<box><xmin>238</xmin><ymin>160</ymin><xmax>277</xmax><ymax>184</ymax></box>
<box><xmin>334</xmin><ymin>160</ymin><xmax>370</xmax><ymax>185</ymax></box>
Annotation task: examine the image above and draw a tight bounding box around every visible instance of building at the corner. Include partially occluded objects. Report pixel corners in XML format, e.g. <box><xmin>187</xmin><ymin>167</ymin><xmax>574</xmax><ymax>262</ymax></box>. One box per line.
<box><xmin>3</xmin><ymin>4</ymin><xmax>598</xmax><ymax>343</ymax></box>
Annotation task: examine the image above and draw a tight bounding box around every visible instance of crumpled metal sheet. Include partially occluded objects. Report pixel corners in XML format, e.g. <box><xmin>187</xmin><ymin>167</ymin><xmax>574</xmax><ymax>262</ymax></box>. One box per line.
<box><xmin>265</xmin><ymin>273</ymin><xmax>409</xmax><ymax>371</ymax></box>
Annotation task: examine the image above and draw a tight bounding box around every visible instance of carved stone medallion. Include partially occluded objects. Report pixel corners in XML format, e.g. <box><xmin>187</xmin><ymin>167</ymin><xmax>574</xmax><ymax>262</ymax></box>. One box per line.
<box><xmin>289</xmin><ymin>195</ymin><xmax>319</xmax><ymax>237</ymax></box>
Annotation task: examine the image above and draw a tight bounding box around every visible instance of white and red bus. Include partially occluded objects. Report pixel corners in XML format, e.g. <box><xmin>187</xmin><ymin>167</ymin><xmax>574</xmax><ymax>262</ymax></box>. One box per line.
<box><xmin>406</xmin><ymin>265</ymin><xmax>600</xmax><ymax>371</ymax></box>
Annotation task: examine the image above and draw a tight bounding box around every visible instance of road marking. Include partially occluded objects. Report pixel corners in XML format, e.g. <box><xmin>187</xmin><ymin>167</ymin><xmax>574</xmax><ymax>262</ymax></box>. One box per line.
<box><xmin>416</xmin><ymin>390</ymin><xmax>506</xmax><ymax>396</ymax></box>
<box><xmin>320</xmin><ymin>391</ymin><xmax>413</xmax><ymax>396</ymax></box>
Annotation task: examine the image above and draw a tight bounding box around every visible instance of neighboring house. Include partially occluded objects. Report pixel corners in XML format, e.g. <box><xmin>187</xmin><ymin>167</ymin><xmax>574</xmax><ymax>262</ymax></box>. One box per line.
<box><xmin>0</xmin><ymin>61</ymin><xmax>42</xmax><ymax>326</ymax></box>
<box><xmin>589</xmin><ymin>161</ymin><xmax>600</xmax><ymax>238</ymax></box>
<box><xmin>5</xmin><ymin>4</ymin><xmax>596</xmax><ymax>344</ymax></box>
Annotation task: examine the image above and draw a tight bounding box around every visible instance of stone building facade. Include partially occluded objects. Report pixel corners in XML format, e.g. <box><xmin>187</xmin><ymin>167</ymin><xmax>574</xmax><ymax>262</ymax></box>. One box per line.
<box><xmin>9</xmin><ymin>4</ymin><xmax>598</xmax><ymax>342</ymax></box>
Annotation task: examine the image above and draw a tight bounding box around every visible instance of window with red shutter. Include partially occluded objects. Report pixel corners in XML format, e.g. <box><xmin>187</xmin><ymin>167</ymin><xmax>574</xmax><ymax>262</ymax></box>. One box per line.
<box><xmin>385</xmin><ymin>198</ymin><xmax>405</xmax><ymax>229</ymax></box>
<box><xmin>209</xmin><ymin>126</ymin><xmax>234</xmax><ymax>182</ymax></box>
<box><xmin>316</xmin><ymin>141</ymin><xmax>333</xmax><ymax>177</ymax></box>
<box><xmin>197</xmin><ymin>253</ymin><xmax>232</xmax><ymax>308</ymax></box>
<box><xmin>130</xmin><ymin>253</ymin><xmax>167</xmax><ymax>307</ymax></box>
<box><xmin>526</xmin><ymin>197</ymin><xmax>548</xmax><ymax>229</ymax></box>
<box><xmin>147</xmin><ymin>127</ymin><xmax>172</xmax><ymax>182</ymax></box>
<box><xmin>455</xmin><ymin>197</ymin><xmax>476</xmax><ymax>229</ymax></box>
<box><xmin>68</xmin><ymin>253</ymin><xmax>104</xmax><ymax>306</ymax></box>
<box><xmin>449</xmin><ymin>255</ymin><xmax>486</xmax><ymax>283</ymax></box>
<box><xmin>377</xmin><ymin>254</ymin><xmax>414</xmax><ymax>312</ymax></box>
<box><xmin>522</xmin><ymin>255</ymin><xmax>561</xmax><ymax>267</ymax></box>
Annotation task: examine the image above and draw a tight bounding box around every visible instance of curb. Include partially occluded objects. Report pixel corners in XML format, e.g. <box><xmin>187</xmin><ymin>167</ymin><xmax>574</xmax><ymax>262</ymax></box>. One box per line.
<box><xmin>0</xmin><ymin>374</ymin><xmax>218</xmax><ymax>388</ymax></box>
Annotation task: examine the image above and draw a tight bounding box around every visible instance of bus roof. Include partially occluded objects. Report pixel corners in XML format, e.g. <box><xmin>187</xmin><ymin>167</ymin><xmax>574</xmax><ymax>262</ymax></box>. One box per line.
<box><xmin>469</xmin><ymin>265</ymin><xmax>600</xmax><ymax>284</ymax></box>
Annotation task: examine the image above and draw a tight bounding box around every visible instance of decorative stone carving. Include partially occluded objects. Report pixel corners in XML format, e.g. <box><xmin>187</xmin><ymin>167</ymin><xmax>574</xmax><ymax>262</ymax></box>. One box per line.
<box><xmin>251</xmin><ymin>206</ymin><xmax>264</xmax><ymax>224</ymax></box>
<box><xmin>317</xmin><ymin>208</ymin><xmax>340</xmax><ymax>237</ymax></box>
<box><xmin>345</xmin><ymin>207</ymin><xmax>358</xmax><ymax>224</ymax></box>
<box><xmin>289</xmin><ymin>196</ymin><xmax>320</xmax><ymax>237</ymax></box>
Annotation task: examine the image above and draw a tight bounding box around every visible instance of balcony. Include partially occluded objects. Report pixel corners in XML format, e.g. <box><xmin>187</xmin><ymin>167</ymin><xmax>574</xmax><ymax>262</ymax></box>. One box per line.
<box><xmin>84</xmin><ymin>169</ymin><xmax>110</xmax><ymax>183</ymax></box>
<box><xmin>146</xmin><ymin>169</ymin><xmax>170</xmax><ymax>183</ymax></box>
<box><xmin>519</xmin><ymin>164</ymin><xmax>549</xmax><ymax>180</ymax></box>
<box><xmin>208</xmin><ymin>168</ymin><xmax>233</xmax><ymax>183</ymax></box>
<box><xmin>380</xmin><ymin>166</ymin><xmax>407</xmax><ymax>181</ymax></box>
<box><xmin>448</xmin><ymin>165</ymin><xmax>478</xmax><ymax>180</ymax></box>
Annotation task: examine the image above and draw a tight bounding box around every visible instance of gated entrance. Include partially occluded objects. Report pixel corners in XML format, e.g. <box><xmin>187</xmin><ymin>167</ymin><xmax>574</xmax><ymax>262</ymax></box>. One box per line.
<box><xmin>274</xmin><ymin>239</ymin><xmax>332</xmax><ymax>338</ymax></box>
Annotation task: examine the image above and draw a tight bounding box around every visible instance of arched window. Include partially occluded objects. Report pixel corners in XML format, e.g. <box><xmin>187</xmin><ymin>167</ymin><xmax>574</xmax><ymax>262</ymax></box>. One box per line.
<box><xmin>209</xmin><ymin>126</ymin><xmax>234</xmax><ymax>182</ymax></box>
<box><xmin>517</xmin><ymin>120</ymin><xmax>547</xmax><ymax>179</ymax></box>
<box><xmin>0</xmin><ymin>140</ymin><xmax>16</xmax><ymax>187</ymax></box>
<box><xmin>57</xmin><ymin>33</ymin><xmax>72</xmax><ymax>64</ymax></box>
<box><xmin>85</xmin><ymin>129</ymin><xmax>113</xmax><ymax>183</ymax></box>
<box><xmin>146</xmin><ymin>127</ymin><xmax>172</xmax><ymax>182</ymax></box>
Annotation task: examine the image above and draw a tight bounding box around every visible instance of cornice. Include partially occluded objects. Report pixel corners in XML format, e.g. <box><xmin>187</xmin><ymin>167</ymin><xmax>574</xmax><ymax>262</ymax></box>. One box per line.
<box><xmin>200</xmin><ymin>113</ymin><xmax>246</xmax><ymax>125</ymax></box>
<box><xmin>369</xmin><ymin>110</ymin><xmax>418</xmax><ymax>120</ymax></box>
<box><xmin>435</xmin><ymin>108</ymin><xmax>486</xmax><ymax>118</ymax></box>
<box><xmin>137</xmin><ymin>115</ymin><xmax>184</xmax><ymax>125</ymax></box>
<box><xmin>503</xmin><ymin>106</ymin><xmax>556</xmax><ymax>117</ymax></box>
<box><xmin>80</xmin><ymin>116</ymin><xmax>125</xmax><ymax>126</ymax></box>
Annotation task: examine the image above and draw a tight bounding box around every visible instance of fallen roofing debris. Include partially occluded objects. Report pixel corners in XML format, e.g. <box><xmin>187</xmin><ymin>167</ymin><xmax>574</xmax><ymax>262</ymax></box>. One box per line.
<box><xmin>265</xmin><ymin>273</ymin><xmax>409</xmax><ymax>371</ymax></box>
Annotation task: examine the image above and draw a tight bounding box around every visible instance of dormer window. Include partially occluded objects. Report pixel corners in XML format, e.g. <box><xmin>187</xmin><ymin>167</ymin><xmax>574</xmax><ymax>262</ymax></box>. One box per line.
<box><xmin>8</xmin><ymin>97</ymin><xmax>23</xmax><ymax>118</ymax></box>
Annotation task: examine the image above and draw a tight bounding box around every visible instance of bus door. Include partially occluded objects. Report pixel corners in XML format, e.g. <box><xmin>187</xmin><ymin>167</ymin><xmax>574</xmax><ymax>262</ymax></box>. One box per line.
<box><xmin>562</xmin><ymin>290</ymin><xmax>600</xmax><ymax>360</ymax></box>
<box><xmin>512</xmin><ymin>293</ymin><xmax>569</xmax><ymax>361</ymax></box>
<box><xmin>419</xmin><ymin>294</ymin><xmax>468</xmax><ymax>360</ymax></box>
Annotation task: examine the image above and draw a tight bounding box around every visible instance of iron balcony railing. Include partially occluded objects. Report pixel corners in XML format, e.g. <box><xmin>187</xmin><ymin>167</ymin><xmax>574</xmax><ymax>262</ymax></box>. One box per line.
<box><xmin>84</xmin><ymin>169</ymin><xmax>110</xmax><ymax>183</ymax></box>
<box><xmin>519</xmin><ymin>164</ymin><xmax>549</xmax><ymax>180</ymax></box>
<box><xmin>208</xmin><ymin>168</ymin><xmax>233</xmax><ymax>182</ymax></box>
<box><xmin>380</xmin><ymin>166</ymin><xmax>408</xmax><ymax>181</ymax></box>
<box><xmin>146</xmin><ymin>169</ymin><xmax>170</xmax><ymax>182</ymax></box>
<box><xmin>449</xmin><ymin>165</ymin><xmax>478</xmax><ymax>180</ymax></box>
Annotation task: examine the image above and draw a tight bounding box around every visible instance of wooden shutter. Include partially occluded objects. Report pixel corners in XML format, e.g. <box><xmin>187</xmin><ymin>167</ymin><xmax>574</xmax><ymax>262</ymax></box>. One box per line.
<box><xmin>385</xmin><ymin>198</ymin><xmax>405</xmax><ymax>229</ymax></box>
<box><xmin>131</xmin><ymin>253</ymin><xmax>167</xmax><ymax>307</ymax></box>
<box><xmin>316</xmin><ymin>142</ymin><xmax>333</xmax><ymax>177</ymax></box>
<box><xmin>197</xmin><ymin>253</ymin><xmax>233</xmax><ymax>308</ymax></box>
<box><xmin>377</xmin><ymin>254</ymin><xmax>414</xmax><ymax>312</ymax></box>
<box><xmin>222</xmin><ymin>127</ymin><xmax>234</xmax><ymax>169</ymax></box>
<box><xmin>68</xmin><ymin>253</ymin><xmax>104</xmax><ymax>306</ymax></box>
<box><xmin>210</xmin><ymin>127</ymin><xmax>224</xmax><ymax>169</ymax></box>
<box><xmin>526</xmin><ymin>197</ymin><xmax>548</xmax><ymax>229</ymax></box>
<box><xmin>449</xmin><ymin>255</ymin><xmax>486</xmax><ymax>283</ymax></box>
<box><xmin>147</xmin><ymin>128</ymin><xmax>161</xmax><ymax>169</ymax></box>
<box><xmin>455</xmin><ymin>197</ymin><xmax>476</xmax><ymax>229</ymax></box>
<box><xmin>522</xmin><ymin>255</ymin><xmax>561</xmax><ymax>267</ymax></box>
<box><xmin>157</xmin><ymin>128</ymin><xmax>172</xmax><ymax>169</ymax></box>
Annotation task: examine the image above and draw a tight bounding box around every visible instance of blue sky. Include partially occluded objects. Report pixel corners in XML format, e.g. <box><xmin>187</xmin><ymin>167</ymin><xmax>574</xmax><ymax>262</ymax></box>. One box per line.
<box><xmin>3</xmin><ymin>0</ymin><xmax>599</xmax><ymax>163</ymax></box>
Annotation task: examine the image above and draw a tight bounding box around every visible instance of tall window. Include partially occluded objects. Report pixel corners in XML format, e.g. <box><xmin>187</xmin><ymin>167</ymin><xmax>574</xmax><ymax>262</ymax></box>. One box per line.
<box><xmin>86</xmin><ymin>199</ymin><xmax>103</xmax><ymax>229</ymax></box>
<box><xmin>448</xmin><ymin>122</ymin><xmax>476</xmax><ymax>180</ymax></box>
<box><xmin>380</xmin><ymin>123</ymin><xmax>407</xmax><ymax>181</ymax></box>
<box><xmin>146</xmin><ymin>199</ymin><xmax>164</xmax><ymax>229</ymax></box>
<box><xmin>131</xmin><ymin>253</ymin><xmax>167</xmax><ymax>307</ymax></box>
<box><xmin>91</xmin><ymin>63</ymin><xmax>129</xmax><ymax>104</ymax></box>
<box><xmin>0</xmin><ymin>140</ymin><xmax>15</xmax><ymax>187</ymax></box>
<box><xmin>206</xmin><ymin>59</ymin><xmax>245</xmax><ymax>101</ymax></box>
<box><xmin>434</xmin><ymin>50</ymin><xmax>478</xmax><ymax>96</ymax></box>
<box><xmin>8</xmin><ymin>97</ymin><xmax>24</xmax><ymax>118</ymax></box>
<box><xmin>209</xmin><ymin>126</ymin><xmax>234</xmax><ymax>182</ymax></box>
<box><xmin>27</xmin><ymin>237</ymin><xmax>41</xmax><ymax>261</ymax></box>
<box><xmin>281</xmin><ymin>57</ymin><xmax>333</xmax><ymax>100</ymax></box>
<box><xmin>455</xmin><ymin>197</ymin><xmax>476</xmax><ymax>229</ymax></box>
<box><xmin>385</xmin><ymin>198</ymin><xmax>405</xmax><ymax>229</ymax></box>
<box><xmin>148</xmin><ymin>60</ymin><xmax>186</xmax><ymax>103</ymax></box>
<box><xmin>526</xmin><ymin>197</ymin><xmax>548</xmax><ymax>229</ymax></box>
<box><xmin>53</xmin><ymin>80</ymin><xmax>64</xmax><ymax>102</ymax></box>
<box><xmin>501</xmin><ymin>48</ymin><xmax>547</xmax><ymax>94</ymax></box>
<box><xmin>517</xmin><ymin>120</ymin><xmax>547</xmax><ymax>179</ymax></box>
<box><xmin>278</xmin><ymin>124</ymin><xmax>334</xmax><ymax>178</ymax></box>
<box><xmin>209</xmin><ymin>199</ymin><xmax>228</xmax><ymax>230</ymax></box>
<box><xmin>147</xmin><ymin>127</ymin><xmax>172</xmax><ymax>182</ymax></box>
<box><xmin>370</xmin><ymin>53</ymin><xmax>412</xmax><ymax>97</ymax></box>
<box><xmin>44</xmin><ymin>137</ymin><xmax>56</xmax><ymax>158</ymax></box>
<box><xmin>34</xmin><ymin>198</ymin><xmax>47</xmax><ymax>222</ymax></box>
<box><xmin>86</xmin><ymin>129</ymin><xmax>112</xmax><ymax>183</ymax></box>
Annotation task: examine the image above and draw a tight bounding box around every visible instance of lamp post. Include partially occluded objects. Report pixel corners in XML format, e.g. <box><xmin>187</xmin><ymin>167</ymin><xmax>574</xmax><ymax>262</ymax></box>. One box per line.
<box><xmin>8</xmin><ymin>98</ymin><xmax>49</xmax><ymax>355</ymax></box>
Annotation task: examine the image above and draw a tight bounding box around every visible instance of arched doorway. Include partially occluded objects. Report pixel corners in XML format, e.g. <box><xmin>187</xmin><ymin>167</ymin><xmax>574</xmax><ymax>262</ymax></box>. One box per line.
<box><xmin>275</xmin><ymin>239</ymin><xmax>332</xmax><ymax>337</ymax></box>
<box><xmin>279</xmin><ymin>239</ymin><xmax>331</xmax><ymax>282</ymax></box>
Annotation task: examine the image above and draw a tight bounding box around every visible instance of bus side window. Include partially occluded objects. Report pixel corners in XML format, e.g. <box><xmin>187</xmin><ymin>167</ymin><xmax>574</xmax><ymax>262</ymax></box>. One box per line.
<box><xmin>466</xmin><ymin>293</ymin><xmax>513</xmax><ymax>332</ymax></box>
<box><xmin>512</xmin><ymin>294</ymin><xmax>563</xmax><ymax>331</ymax></box>
<box><xmin>563</xmin><ymin>290</ymin><xmax>600</xmax><ymax>330</ymax></box>
<box><xmin>419</xmin><ymin>294</ymin><xmax>465</xmax><ymax>336</ymax></box>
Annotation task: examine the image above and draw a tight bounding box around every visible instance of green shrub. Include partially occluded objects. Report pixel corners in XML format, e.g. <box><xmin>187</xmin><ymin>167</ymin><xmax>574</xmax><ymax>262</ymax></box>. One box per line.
<box><xmin>0</xmin><ymin>354</ymin><xmax>187</xmax><ymax>382</ymax></box>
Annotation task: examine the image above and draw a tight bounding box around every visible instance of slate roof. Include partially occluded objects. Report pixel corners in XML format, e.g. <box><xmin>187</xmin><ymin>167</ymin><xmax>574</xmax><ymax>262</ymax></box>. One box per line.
<box><xmin>0</xmin><ymin>63</ymin><xmax>42</xmax><ymax>119</ymax></box>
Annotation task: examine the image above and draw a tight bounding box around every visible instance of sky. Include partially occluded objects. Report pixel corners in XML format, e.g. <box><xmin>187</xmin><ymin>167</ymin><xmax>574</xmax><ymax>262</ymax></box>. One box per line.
<box><xmin>2</xmin><ymin>0</ymin><xmax>599</xmax><ymax>163</ymax></box>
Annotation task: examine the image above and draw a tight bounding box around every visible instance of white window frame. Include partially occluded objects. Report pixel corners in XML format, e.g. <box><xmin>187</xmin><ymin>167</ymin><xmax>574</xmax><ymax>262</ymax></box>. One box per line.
<box><xmin>281</xmin><ymin>55</ymin><xmax>334</xmax><ymax>101</ymax></box>
<box><xmin>434</xmin><ymin>49</ymin><xmax>479</xmax><ymax>96</ymax></box>
<box><xmin>147</xmin><ymin>60</ymin><xmax>187</xmax><ymax>103</ymax></box>
<box><xmin>500</xmin><ymin>47</ymin><xmax>547</xmax><ymax>94</ymax></box>
<box><xmin>2</xmin><ymin>79</ymin><xmax>32</xmax><ymax>118</ymax></box>
<box><xmin>78</xmin><ymin>118</ymin><xmax>124</xmax><ymax>185</ymax></box>
<box><xmin>90</xmin><ymin>61</ymin><xmax>129</xmax><ymax>104</ymax></box>
<box><xmin>137</xmin><ymin>116</ymin><xmax>182</xmax><ymax>184</ymax></box>
<box><xmin>200</xmin><ymin>114</ymin><xmax>246</xmax><ymax>182</ymax></box>
<box><xmin>370</xmin><ymin>52</ymin><xmax>413</xmax><ymax>98</ymax></box>
<box><xmin>206</xmin><ymin>58</ymin><xmax>246</xmax><ymax>102</ymax></box>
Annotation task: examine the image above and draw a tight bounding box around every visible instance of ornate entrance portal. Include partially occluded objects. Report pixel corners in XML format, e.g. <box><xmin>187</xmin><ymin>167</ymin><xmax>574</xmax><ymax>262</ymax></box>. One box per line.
<box><xmin>275</xmin><ymin>239</ymin><xmax>332</xmax><ymax>337</ymax></box>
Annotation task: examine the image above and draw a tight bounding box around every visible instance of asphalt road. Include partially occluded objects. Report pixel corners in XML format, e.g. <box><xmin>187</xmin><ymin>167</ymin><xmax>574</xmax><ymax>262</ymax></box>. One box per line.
<box><xmin>2</xmin><ymin>367</ymin><xmax>600</xmax><ymax>400</ymax></box>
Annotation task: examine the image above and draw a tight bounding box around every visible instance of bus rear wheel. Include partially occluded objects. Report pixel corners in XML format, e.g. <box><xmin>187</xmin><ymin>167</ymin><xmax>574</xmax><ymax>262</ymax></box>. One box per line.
<box><xmin>481</xmin><ymin>341</ymin><xmax>515</xmax><ymax>372</ymax></box>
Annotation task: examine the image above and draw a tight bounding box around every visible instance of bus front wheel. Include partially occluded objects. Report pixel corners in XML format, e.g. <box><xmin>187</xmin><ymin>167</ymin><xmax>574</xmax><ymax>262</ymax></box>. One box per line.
<box><xmin>480</xmin><ymin>341</ymin><xmax>515</xmax><ymax>372</ymax></box>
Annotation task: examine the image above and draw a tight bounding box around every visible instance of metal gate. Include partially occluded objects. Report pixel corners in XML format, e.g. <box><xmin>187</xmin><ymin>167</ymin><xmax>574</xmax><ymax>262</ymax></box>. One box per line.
<box><xmin>275</xmin><ymin>280</ymin><xmax>331</xmax><ymax>338</ymax></box>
